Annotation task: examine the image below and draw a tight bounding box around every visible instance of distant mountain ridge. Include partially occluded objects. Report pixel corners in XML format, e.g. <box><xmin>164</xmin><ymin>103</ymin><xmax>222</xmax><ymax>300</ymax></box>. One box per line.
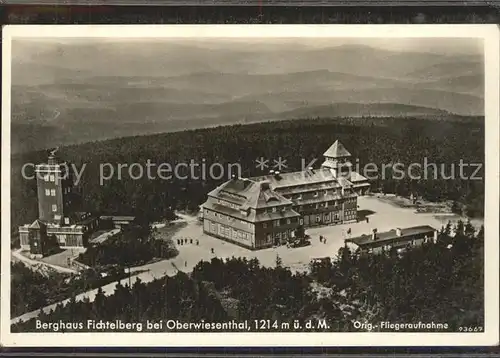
<box><xmin>10</xmin><ymin>40</ymin><xmax>484</xmax><ymax>153</ymax></box>
<box><xmin>279</xmin><ymin>103</ymin><xmax>453</xmax><ymax>119</ymax></box>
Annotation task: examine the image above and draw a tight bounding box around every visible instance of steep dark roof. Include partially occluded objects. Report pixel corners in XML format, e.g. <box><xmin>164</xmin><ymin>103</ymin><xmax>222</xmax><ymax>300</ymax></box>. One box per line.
<box><xmin>323</xmin><ymin>140</ymin><xmax>352</xmax><ymax>158</ymax></box>
<box><xmin>251</xmin><ymin>168</ymin><xmax>338</xmax><ymax>189</ymax></box>
<box><xmin>29</xmin><ymin>219</ymin><xmax>46</xmax><ymax>229</ymax></box>
<box><xmin>207</xmin><ymin>178</ymin><xmax>292</xmax><ymax>210</ymax></box>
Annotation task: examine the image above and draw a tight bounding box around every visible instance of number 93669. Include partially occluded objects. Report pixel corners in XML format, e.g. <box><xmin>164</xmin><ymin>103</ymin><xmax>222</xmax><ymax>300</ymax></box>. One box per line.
<box><xmin>459</xmin><ymin>326</ymin><xmax>484</xmax><ymax>332</ymax></box>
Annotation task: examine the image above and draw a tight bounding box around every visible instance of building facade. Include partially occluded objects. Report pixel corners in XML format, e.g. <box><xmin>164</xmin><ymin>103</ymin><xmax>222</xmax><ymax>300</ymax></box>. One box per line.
<box><xmin>201</xmin><ymin>179</ymin><xmax>301</xmax><ymax>250</ymax></box>
<box><xmin>345</xmin><ymin>225</ymin><xmax>438</xmax><ymax>254</ymax></box>
<box><xmin>201</xmin><ymin>140</ymin><xmax>370</xmax><ymax>250</ymax></box>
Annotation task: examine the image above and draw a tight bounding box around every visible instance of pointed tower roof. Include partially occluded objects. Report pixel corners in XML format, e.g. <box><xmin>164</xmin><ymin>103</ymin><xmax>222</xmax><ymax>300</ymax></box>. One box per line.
<box><xmin>29</xmin><ymin>219</ymin><xmax>46</xmax><ymax>229</ymax></box>
<box><xmin>323</xmin><ymin>140</ymin><xmax>351</xmax><ymax>158</ymax></box>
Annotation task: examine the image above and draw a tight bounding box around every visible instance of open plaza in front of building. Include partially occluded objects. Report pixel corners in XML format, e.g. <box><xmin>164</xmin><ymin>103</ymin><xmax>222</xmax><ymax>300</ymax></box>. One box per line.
<box><xmin>167</xmin><ymin>194</ymin><xmax>470</xmax><ymax>274</ymax></box>
<box><xmin>11</xmin><ymin>193</ymin><xmax>481</xmax><ymax>324</ymax></box>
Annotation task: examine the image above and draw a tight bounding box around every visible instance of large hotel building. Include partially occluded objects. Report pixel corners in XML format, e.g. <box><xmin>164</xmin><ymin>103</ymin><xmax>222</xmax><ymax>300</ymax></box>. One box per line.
<box><xmin>200</xmin><ymin>140</ymin><xmax>370</xmax><ymax>250</ymax></box>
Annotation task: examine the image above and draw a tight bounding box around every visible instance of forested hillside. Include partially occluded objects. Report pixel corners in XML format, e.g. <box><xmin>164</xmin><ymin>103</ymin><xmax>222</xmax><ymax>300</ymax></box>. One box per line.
<box><xmin>11</xmin><ymin>116</ymin><xmax>484</xmax><ymax>238</ymax></box>
<box><xmin>12</xmin><ymin>221</ymin><xmax>484</xmax><ymax>332</ymax></box>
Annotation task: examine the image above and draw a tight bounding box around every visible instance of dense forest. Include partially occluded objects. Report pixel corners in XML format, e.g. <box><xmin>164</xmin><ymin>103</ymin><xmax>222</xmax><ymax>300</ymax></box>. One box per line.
<box><xmin>11</xmin><ymin>116</ymin><xmax>484</xmax><ymax>239</ymax></box>
<box><xmin>11</xmin><ymin>262</ymin><xmax>127</xmax><ymax>317</ymax></box>
<box><xmin>78</xmin><ymin>223</ymin><xmax>178</xmax><ymax>267</ymax></box>
<box><xmin>12</xmin><ymin>221</ymin><xmax>483</xmax><ymax>332</ymax></box>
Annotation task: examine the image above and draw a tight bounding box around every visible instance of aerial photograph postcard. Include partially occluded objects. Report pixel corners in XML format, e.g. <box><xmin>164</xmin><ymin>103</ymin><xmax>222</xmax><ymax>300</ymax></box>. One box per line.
<box><xmin>1</xmin><ymin>24</ymin><xmax>498</xmax><ymax>347</ymax></box>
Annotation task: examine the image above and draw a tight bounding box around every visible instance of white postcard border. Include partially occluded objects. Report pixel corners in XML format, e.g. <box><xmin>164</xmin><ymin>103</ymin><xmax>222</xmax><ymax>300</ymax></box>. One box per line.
<box><xmin>1</xmin><ymin>24</ymin><xmax>499</xmax><ymax>347</ymax></box>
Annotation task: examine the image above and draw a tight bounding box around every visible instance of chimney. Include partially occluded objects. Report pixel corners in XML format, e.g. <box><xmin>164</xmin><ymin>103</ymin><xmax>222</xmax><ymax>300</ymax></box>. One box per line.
<box><xmin>269</xmin><ymin>170</ymin><xmax>275</xmax><ymax>175</ymax></box>
<box><xmin>274</xmin><ymin>171</ymin><xmax>282</xmax><ymax>180</ymax></box>
<box><xmin>260</xmin><ymin>181</ymin><xmax>270</xmax><ymax>190</ymax></box>
<box><xmin>308</xmin><ymin>166</ymin><xmax>314</xmax><ymax>173</ymax></box>
<box><xmin>371</xmin><ymin>228</ymin><xmax>377</xmax><ymax>241</ymax></box>
<box><xmin>396</xmin><ymin>228</ymin><xmax>402</xmax><ymax>237</ymax></box>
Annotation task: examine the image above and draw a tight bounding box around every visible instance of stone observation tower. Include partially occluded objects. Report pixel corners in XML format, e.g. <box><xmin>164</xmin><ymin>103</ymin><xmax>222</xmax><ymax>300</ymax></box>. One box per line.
<box><xmin>35</xmin><ymin>148</ymin><xmax>76</xmax><ymax>226</ymax></box>
<box><xmin>19</xmin><ymin>149</ymin><xmax>99</xmax><ymax>256</ymax></box>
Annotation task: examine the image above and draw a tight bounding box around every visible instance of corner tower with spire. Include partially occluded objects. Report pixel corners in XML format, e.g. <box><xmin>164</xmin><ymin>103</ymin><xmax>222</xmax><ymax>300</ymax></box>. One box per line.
<box><xmin>321</xmin><ymin>140</ymin><xmax>370</xmax><ymax>195</ymax></box>
<box><xmin>321</xmin><ymin>140</ymin><xmax>353</xmax><ymax>178</ymax></box>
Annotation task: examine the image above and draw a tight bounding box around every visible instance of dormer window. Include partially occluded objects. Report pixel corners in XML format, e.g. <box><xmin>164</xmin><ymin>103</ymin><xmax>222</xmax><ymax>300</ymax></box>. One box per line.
<box><xmin>272</xmin><ymin>207</ymin><xmax>277</xmax><ymax>213</ymax></box>
<box><xmin>314</xmin><ymin>192</ymin><xmax>318</xmax><ymax>197</ymax></box>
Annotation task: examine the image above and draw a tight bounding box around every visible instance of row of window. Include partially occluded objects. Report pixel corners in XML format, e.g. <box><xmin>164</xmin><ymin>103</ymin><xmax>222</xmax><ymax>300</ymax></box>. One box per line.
<box><xmin>45</xmin><ymin>189</ymin><xmax>56</xmax><ymax>197</ymax></box>
<box><xmin>262</xmin><ymin>206</ymin><xmax>288</xmax><ymax>214</ymax></box>
<box><xmin>289</xmin><ymin>189</ymin><xmax>340</xmax><ymax>200</ymax></box>
<box><xmin>303</xmin><ymin>212</ymin><xmax>342</xmax><ymax>225</ymax></box>
<box><xmin>54</xmin><ymin>216</ymin><xmax>71</xmax><ymax>225</ymax></box>
<box><xmin>44</xmin><ymin>188</ymin><xmax>71</xmax><ymax>196</ymax></box>
<box><xmin>293</xmin><ymin>198</ymin><xmax>356</xmax><ymax>210</ymax></box>
<box><xmin>297</xmin><ymin>202</ymin><xmax>342</xmax><ymax>211</ymax></box>
<box><xmin>262</xmin><ymin>218</ymin><xmax>292</xmax><ymax>229</ymax></box>
<box><xmin>206</xmin><ymin>209</ymin><xmax>252</xmax><ymax>228</ymax></box>
<box><xmin>207</xmin><ymin>220</ymin><xmax>252</xmax><ymax>242</ymax></box>
<box><xmin>216</xmin><ymin>199</ymin><xmax>238</xmax><ymax>210</ymax></box>
<box><xmin>368</xmin><ymin>239</ymin><xmax>424</xmax><ymax>253</ymax></box>
<box><xmin>41</xmin><ymin>175</ymin><xmax>73</xmax><ymax>185</ymax></box>
<box><xmin>43</xmin><ymin>174</ymin><xmax>55</xmax><ymax>182</ymax></box>
<box><xmin>265</xmin><ymin>229</ymin><xmax>294</xmax><ymax>243</ymax></box>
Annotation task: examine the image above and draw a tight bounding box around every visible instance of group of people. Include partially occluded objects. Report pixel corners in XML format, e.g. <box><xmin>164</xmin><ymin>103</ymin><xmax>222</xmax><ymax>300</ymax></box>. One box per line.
<box><xmin>176</xmin><ymin>237</ymin><xmax>199</xmax><ymax>246</ymax></box>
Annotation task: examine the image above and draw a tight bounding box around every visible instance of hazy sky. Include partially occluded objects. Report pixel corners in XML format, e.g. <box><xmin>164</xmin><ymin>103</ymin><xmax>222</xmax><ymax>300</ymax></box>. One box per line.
<box><xmin>13</xmin><ymin>37</ymin><xmax>484</xmax><ymax>59</ymax></box>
